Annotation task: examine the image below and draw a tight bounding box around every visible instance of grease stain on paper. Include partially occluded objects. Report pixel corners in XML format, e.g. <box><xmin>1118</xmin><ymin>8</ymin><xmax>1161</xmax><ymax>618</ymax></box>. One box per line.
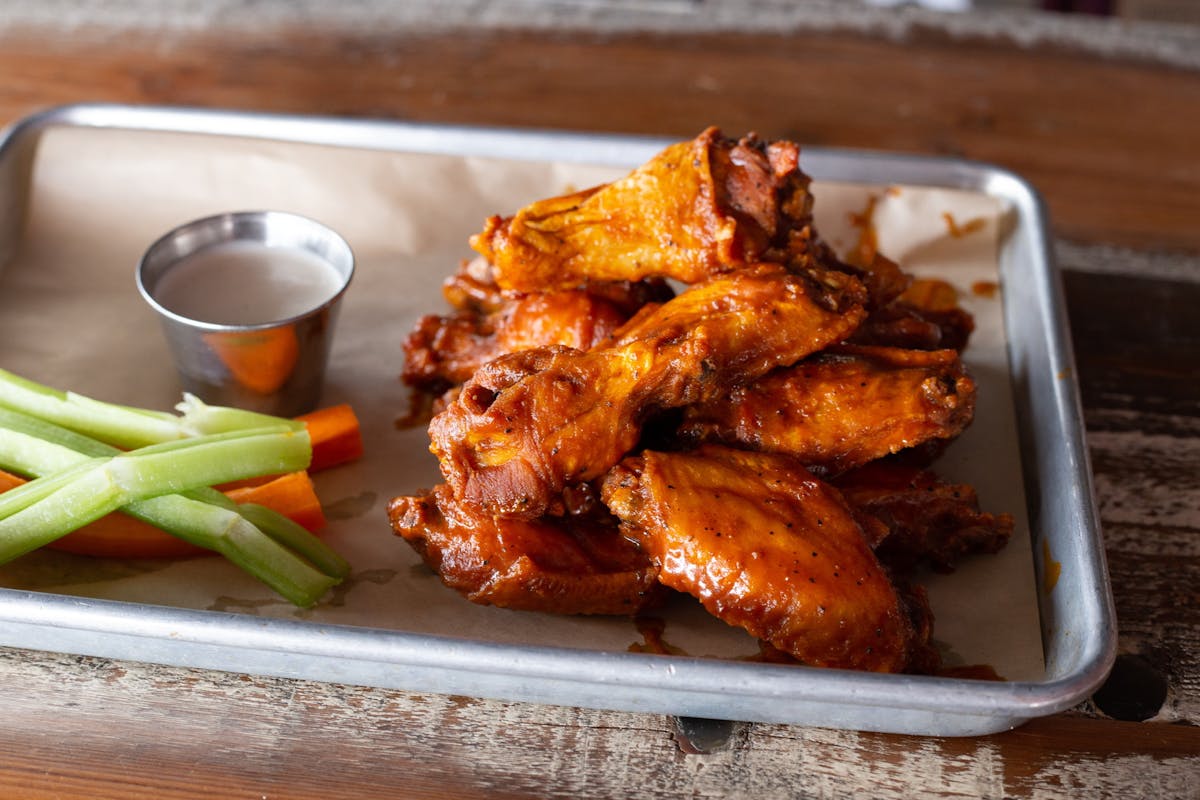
<box><xmin>942</xmin><ymin>211</ymin><xmax>987</xmax><ymax>238</ymax></box>
<box><xmin>324</xmin><ymin>491</ymin><xmax>377</xmax><ymax>520</ymax></box>
<box><xmin>208</xmin><ymin>595</ymin><xmax>281</xmax><ymax>615</ymax></box>
<box><xmin>322</xmin><ymin>567</ymin><xmax>399</xmax><ymax>609</ymax></box>
<box><xmin>0</xmin><ymin>550</ymin><xmax>169</xmax><ymax>590</ymax></box>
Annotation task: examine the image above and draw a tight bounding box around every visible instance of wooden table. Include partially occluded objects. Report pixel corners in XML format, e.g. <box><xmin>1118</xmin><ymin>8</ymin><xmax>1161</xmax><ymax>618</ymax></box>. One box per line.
<box><xmin>0</xmin><ymin>5</ymin><xmax>1197</xmax><ymax>797</ymax></box>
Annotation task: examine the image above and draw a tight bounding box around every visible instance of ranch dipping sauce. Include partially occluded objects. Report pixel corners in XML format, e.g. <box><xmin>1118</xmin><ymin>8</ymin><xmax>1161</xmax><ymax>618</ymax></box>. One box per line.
<box><xmin>137</xmin><ymin>210</ymin><xmax>355</xmax><ymax>416</ymax></box>
<box><xmin>151</xmin><ymin>240</ymin><xmax>346</xmax><ymax>326</ymax></box>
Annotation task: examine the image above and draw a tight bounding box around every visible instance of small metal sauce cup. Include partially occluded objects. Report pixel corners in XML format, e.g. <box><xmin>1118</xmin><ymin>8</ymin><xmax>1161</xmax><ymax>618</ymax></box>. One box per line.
<box><xmin>136</xmin><ymin>211</ymin><xmax>354</xmax><ymax>417</ymax></box>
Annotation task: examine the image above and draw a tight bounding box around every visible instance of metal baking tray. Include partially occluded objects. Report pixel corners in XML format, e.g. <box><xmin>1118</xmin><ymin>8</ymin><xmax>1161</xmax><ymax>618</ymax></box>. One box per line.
<box><xmin>0</xmin><ymin>103</ymin><xmax>1115</xmax><ymax>736</ymax></box>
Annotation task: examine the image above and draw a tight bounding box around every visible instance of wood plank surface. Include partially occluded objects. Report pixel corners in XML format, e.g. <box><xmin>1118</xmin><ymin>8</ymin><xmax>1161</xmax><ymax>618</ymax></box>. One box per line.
<box><xmin>2</xmin><ymin>647</ymin><xmax>1198</xmax><ymax>800</ymax></box>
<box><xmin>0</xmin><ymin>25</ymin><xmax>1197</xmax><ymax>252</ymax></box>
<box><xmin>0</xmin><ymin>14</ymin><xmax>1198</xmax><ymax>799</ymax></box>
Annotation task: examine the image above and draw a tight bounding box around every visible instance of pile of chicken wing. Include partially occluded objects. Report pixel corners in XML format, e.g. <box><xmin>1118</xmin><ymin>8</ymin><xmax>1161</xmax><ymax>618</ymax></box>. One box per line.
<box><xmin>389</xmin><ymin>127</ymin><xmax>1012</xmax><ymax>674</ymax></box>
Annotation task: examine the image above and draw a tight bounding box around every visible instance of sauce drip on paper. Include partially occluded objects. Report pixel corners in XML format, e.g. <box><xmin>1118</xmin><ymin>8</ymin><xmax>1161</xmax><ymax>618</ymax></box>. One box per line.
<box><xmin>629</xmin><ymin>615</ymin><xmax>687</xmax><ymax>656</ymax></box>
<box><xmin>847</xmin><ymin>194</ymin><xmax>880</xmax><ymax>267</ymax></box>
<box><xmin>943</xmin><ymin>212</ymin><xmax>987</xmax><ymax>239</ymax></box>
<box><xmin>972</xmin><ymin>280</ymin><xmax>1000</xmax><ymax>299</ymax></box>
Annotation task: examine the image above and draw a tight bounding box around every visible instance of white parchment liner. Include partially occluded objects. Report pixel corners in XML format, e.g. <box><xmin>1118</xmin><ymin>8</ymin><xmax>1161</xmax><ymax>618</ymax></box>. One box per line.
<box><xmin>0</xmin><ymin>126</ymin><xmax>1043</xmax><ymax>681</ymax></box>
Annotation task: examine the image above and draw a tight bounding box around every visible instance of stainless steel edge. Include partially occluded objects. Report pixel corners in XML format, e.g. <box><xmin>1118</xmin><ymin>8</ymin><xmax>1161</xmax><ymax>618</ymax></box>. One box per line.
<box><xmin>0</xmin><ymin>103</ymin><xmax>1117</xmax><ymax>735</ymax></box>
<box><xmin>980</xmin><ymin>166</ymin><xmax>1118</xmax><ymax>702</ymax></box>
<box><xmin>0</xmin><ymin>109</ymin><xmax>58</xmax><ymax>275</ymax></box>
<box><xmin>0</xmin><ymin>588</ymin><xmax>1032</xmax><ymax>735</ymax></box>
<box><xmin>8</xmin><ymin>102</ymin><xmax>678</xmax><ymax>166</ymax></box>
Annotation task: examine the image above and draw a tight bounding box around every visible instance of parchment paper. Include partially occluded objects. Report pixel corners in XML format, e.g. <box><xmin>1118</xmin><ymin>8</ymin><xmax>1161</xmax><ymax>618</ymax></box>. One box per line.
<box><xmin>0</xmin><ymin>126</ymin><xmax>1043</xmax><ymax>680</ymax></box>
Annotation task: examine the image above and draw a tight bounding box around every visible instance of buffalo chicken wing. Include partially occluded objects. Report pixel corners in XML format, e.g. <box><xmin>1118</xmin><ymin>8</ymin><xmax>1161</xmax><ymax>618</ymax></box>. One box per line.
<box><xmin>470</xmin><ymin>127</ymin><xmax>817</xmax><ymax>292</ymax></box>
<box><xmin>601</xmin><ymin>445</ymin><xmax>937</xmax><ymax>672</ymax></box>
<box><xmin>428</xmin><ymin>264</ymin><xmax>868</xmax><ymax>518</ymax></box>
<box><xmin>389</xmin><ymin>485</ymin><xmax>662</xmax><ymax>615</ymax></box>
<box><xmin>834</xmin><ymin>461</ymin><xmax>1014</xmax><ymax>574</ymax></box>
<box><xmin>391</xmin><ymin>127</ymin><xmax>1013</xmax><ymax>677</ymax></box>
<box><xmin>402</xmin><ymin>290</ymin><xmax>636</xmax><ymax>393</ymax></box>
<box><xmin>678</xmin><ymin>344</ymin><xmax>976</xmax><ymax>476</ymax></box>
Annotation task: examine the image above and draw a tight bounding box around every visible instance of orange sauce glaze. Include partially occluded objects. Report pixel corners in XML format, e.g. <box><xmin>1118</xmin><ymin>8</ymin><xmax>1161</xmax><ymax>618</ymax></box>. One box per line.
<box><xmin>942</xmin><ymin>212</ymin><xmax>987</xmax><ymax>238</ymax></box>
<box><xmin>971</xmin><ymin>280</ymin><xmax>1000</xmax><ymax>299</ymax></box>
<box><xmin>1042</xmin><ymin>538</ymin><xmax>1062</xmax><ymax>594</ymax></box>
<box><xmin>630</xmin><ymin>615</ymin><xmax>687</xmax><ymax>655</ymax></box>
<box><xmin>848</xmin><ymin>194</ymin><xmax>880</xmax><ymax>267</ymax></box>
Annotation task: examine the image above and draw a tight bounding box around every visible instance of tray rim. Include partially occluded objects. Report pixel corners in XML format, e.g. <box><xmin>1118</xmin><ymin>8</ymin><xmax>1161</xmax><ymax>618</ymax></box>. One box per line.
<box><xmin>0</xmin><ymin>102</ymin><xmax>1117</xmax><ymax>736</ymax></box>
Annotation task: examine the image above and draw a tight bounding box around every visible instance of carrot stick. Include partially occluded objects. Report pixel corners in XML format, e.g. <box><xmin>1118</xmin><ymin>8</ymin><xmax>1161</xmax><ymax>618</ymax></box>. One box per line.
<box><xmin>0</xmin><ymin>469</ymin><xmax>23</xmax><ymax>493</ymax></box>
<box><xmin>225</xmin><ymin>471</ymin><xmax>327</xmax><ymax>533</ymax></box>
<box><xmin>215</xmin><ymin>403</ymin><xmax>364</xmax><ymax>491</ymax></box>
<box><xmin>203</xmin><ymin>326</ymin><xmax>300</xmax><ymax>396</ymax></box>
<box><xmin>48</xmin><ymin>509</ymin><xmax>209</xmax><ymax>559</ymax></box>
<box><xmin>0</xmin><ymin>468</ymin><xmax>327</xmax><ymax>559</ymax></box>
<box><xmin>296</xmin><ymin>403</ymin><xmax>364</xmax><ymax>472</ymax></box>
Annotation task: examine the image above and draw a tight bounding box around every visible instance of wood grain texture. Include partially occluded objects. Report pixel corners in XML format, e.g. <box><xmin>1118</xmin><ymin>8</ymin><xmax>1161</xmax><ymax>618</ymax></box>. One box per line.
<box><xmin>1</xmin><ymin>648</ymin><xmax>1197</xmax><ymax>800</ymax></box>
<box><xmin>0</xmin><ymin>25</ymin><xmax>1197</xmax><ymax>252</ymax></box>
<box><xmin>1061</xmin><ymin>262</ymin><xmax>1200</xmax><ymax>728</ymax></box>
<box><xmin>0</xmin><ymin>18</ymin><xmax>1198</xmax><ymax>800</ymax></box>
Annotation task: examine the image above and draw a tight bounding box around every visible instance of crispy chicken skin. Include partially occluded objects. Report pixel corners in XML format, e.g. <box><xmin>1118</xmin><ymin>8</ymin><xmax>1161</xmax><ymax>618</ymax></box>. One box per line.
<box><xmin>470</xmin><ymin>127</ymin><xmax>816</xmax><ymax>292</ymax></box>
<box><xmin>850</xmin><ymin>278</ymin><xmax>976</xmax><ymax>352</ymax></box>
<box><xmin>850</xmin><ymin>303</ymin><xmax>975</xmax><ymax>352</ymax></box>
<box><xmin>834</xmin><ymin>461</ymin><xmax>1014</xmax><ymax>574</ymax></box>
<box><xmin>678</xmin><ymin>344</ymin><xmax>976</xmax><ymax>477</ymax></box>
<box><xmin>441</xmin><ymin>258</ymin><xmax>507</xmax><ymax>314</ymax></box>
<box><xmin>441</xmin><ymin>257</ymin><xmax>678</xmax><ymax>317</ymax></box>
<box><xmin>601</xmin><ymin>445</ymin><xmax>936</xmax><ymax>672</ymax></box>
<box><xmin>402</xmin><ymin>290</ymin><xmax>634</xmax><ymax>393</ymax></box>
<box><xmin>388</xmin><ymin>484</ymin><xmax>662</xmax><ymax>615</ymax></box>
<box><xmin>428</xmin><ymin>264</ymin><xmax>868</xmax><ymax>519</ymax></box>
<box><xmin>821</xmin><ymin>244</ymin><xmax>913</xmax><ymax>313</ymax></box>
<box><xmin>405</xmin><ymin>259</ymin><xmax>679</xmax><ymax>394</ymax></box>
<box><xmin>390</xmin><ymin>128</ymin><xmax>1014</xmax><ymax>676</ymax></box>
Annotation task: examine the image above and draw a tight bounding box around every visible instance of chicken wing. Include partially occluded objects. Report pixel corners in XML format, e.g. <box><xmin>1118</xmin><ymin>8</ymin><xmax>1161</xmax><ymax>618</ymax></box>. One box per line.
<box><xmin>600</xmin><ymin>444</ymin><xmax>937</xmax><ymax>673</ymax></box>
<box><xmin>429</xmin><ymin>264</ymin><xmax>868</xmax><ymax>518</ymax></box>
<box><xmin>833</xmin><ymin>461</ymin><xmax>1014</xmax><ymax>573</ymax></box>
<box><xmin>402</xmin><ymin>290</ymin><xmax>635</xmax><ymax>394</ymax></box>
<box><xmin>440</xmin><ymin>256</ymin><xmax>677</xmax><ymax>317</ymax></box>
<box><xmin>440</xmin><ymin>257</ymin><xmax>507</xmax><ymax>314</ymax></box>
<box><xmin>850</xmin><ymin>278</ymin><xmax>976</xmax><ymax>352</ymax></box>
<box><xmin>678</xmin><ymin>344</ymin><xmax>976</xmax><ymax>476</ymax></box>
<box><xmin>470</xmin><ymin>127</ymin><xmax>816</xmax><ymax>292</ymax></box>
<box><xmin>388</xmin><ymin>484</ymin><xmax>662</xmax><ymax>615</ymax></box>
<box><xmin>388</xmin><ymin>126</ymin><xmax>1014</xmax><ymax>678</ymax></box>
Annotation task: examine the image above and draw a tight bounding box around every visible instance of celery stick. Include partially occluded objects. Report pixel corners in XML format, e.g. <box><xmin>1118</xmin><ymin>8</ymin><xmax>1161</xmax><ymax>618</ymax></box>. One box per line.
<box><xmin>117</xmin><ymin>427</ymin><xmax>312</xmax><ymax>492</ymax></box>
<box><xmin>0</xmin><ymin>458</ymin><xmax>102</xmax><ymax>519</ymax></box>
<box><xmin>0</xmin><ymin>429</ymin><xmax>311</xmax><ymax>562</ymax></box>
<box><xmin>0</xmin><ymin>420</ymin><xmax>310</xmax><ymax>501</ymax></box>
<box><xmin>0</xmin><ymin>367</ymin><xmax>183</xmax><ymax>448</ymax></box>
<box><xmin>0</xmin><ymin>413</ymin><xmax>341</xmax><ymax>605</ymax></box>
<box><xmin>106</xmin><ymin>496</ymin><xmax>340</xmax><ymax>607</ymax></box>
<box><xmin>176</xmin><ymin>393</ymin><xmax>305</xmax><ymax>437</ymax></box>
<box><xmin>0</xmin><ymin>406</ymin><xmax>117</xmax><ymax>459</ymax></box>
<box><xmin>0</xmin><ymin>406</ymin><xmax>231</xmax><ymax>510</ymax></box>
<box><xmin>202</xmin><ymin>514</ymin><xmax>340</xmax><ymax>606</ymax></box>
<box><xmin>0</xmin><ymin>375</ymin><xmax>352</xmax><ymax>606</ymax></box>
<box><xmin>0</xmin><ymin>464</ymin><xmax>130</xmax><ymax>559</ymax></box>
<box><xmin>0</xmin><ymin>404</ymin><xmax>332</xmax><ymax>558</ymax></box>
<box><xmin>0</xmin><ymin>476</ymin><xmax>336</xmax><ymax>606</ymax></box>
<box><xmin>0</xmin><ymin>369</ymin><xmax>304</xmax><ymax>449</ymax></box>
<box><xmin>0</xmin><ymin>424</ymin><xmax>100</xmax><ymax>477</ymax></box>
<box><xmin>237</xmin><ymin>503</ymin><xmax>350</xmax><ymax>578</ymax></box>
